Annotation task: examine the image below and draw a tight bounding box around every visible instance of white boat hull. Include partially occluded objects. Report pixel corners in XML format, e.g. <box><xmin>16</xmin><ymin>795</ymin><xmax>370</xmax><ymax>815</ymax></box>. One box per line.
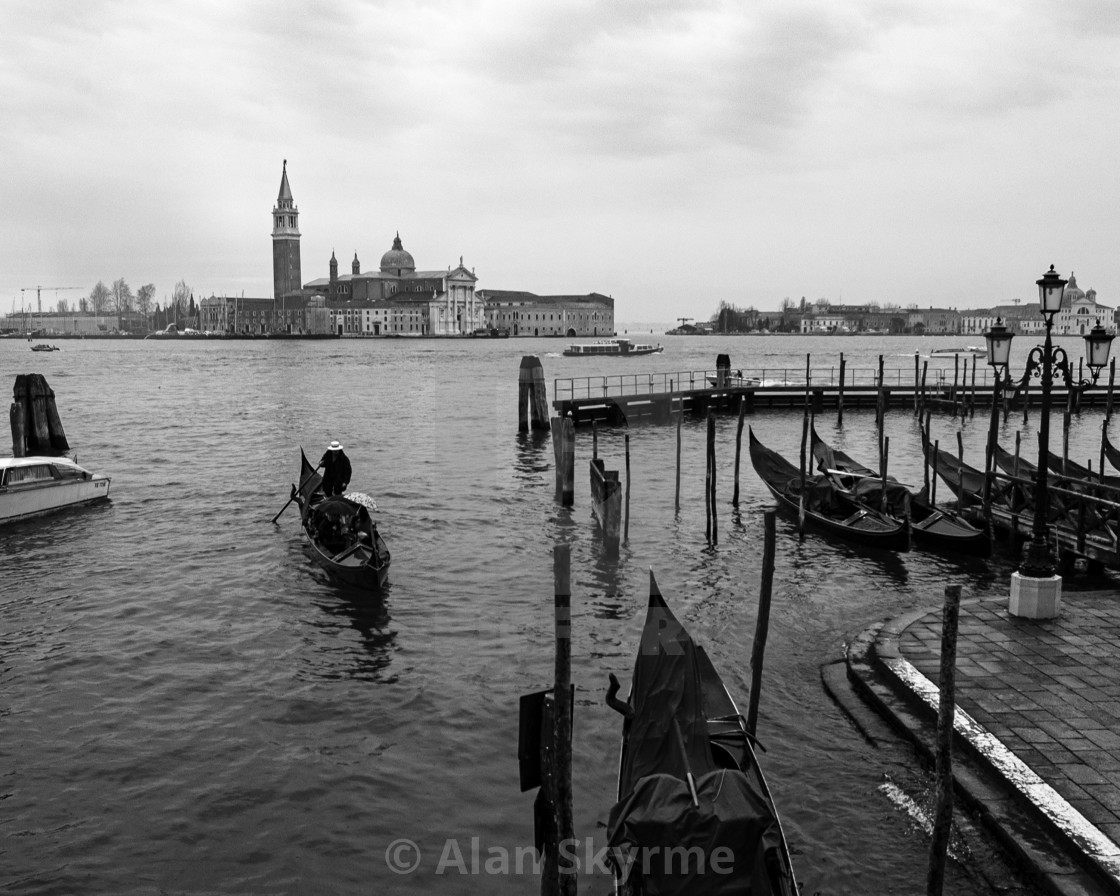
<box><xmin>0</xmin><ymin>475</ymin><xmax>111</xmax><ymax>524</ymax></box>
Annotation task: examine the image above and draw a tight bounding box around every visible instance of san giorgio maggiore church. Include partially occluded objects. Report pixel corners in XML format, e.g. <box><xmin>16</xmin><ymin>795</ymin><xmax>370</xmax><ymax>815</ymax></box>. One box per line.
<box><xmin>199</xmin><ymin>162</ymin><xmax>615</xmax><ymax>337</ymax></box>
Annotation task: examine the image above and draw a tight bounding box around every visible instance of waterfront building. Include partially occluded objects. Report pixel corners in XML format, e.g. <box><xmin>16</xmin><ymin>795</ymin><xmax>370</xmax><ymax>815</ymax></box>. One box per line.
<box><xmin>958</xmin><ymin>275</ymin><xmax>1113</xmax><ymax>339</ymax></box>
<box><xmin>906</xmin><ymin>307</ymin><xmax>961</xmax><ymax>335</ymax></box>
<box><xmin>475</xmin><ymin>290</ymin><xmax>614</xmax><ymax>337</ymax></box>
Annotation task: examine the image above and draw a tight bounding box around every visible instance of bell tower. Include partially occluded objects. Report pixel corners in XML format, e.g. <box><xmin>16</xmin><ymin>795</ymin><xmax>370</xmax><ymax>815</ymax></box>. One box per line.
<box><xmin>272</xmin><ymin>160</ymin><xmax>302</xmax><ymax>300</ymax></box>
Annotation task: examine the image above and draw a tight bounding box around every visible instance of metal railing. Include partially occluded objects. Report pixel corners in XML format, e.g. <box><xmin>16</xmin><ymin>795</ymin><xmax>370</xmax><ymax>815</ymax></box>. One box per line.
<box><xmin>553</xmin><ymin>367</ymin><xmax>997</xmax><ymax>402</ymax></box>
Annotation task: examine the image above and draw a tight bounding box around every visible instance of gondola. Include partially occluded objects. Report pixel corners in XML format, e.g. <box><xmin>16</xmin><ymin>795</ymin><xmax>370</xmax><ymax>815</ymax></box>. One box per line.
<box><xmin>290</xmin><ymin>449</ymin><xmax>390</xmax><ymax>593</ymax></box>
<box><xmin>811</xmin><ymin>425</ymin><xmax>989</xmax><ymax>556</ymax></box>
<box><xmin>606</xmin><ymin>571</ymin><xmax>797</xmax><ymax>895</ymax></box>
<box><xmin>1105</xmin><ymin>429</ymin><xmax>1120</xmax><ymax>476</ymax></box>
<box><xmin>920</xmin><ymin>430</ymin><xmax>987</xmax><ymax>505</ymax></box>
<box><xmin>748</xmin><ymin>428</ymin><xmax>910</xmax><ymax>550</ymax></box>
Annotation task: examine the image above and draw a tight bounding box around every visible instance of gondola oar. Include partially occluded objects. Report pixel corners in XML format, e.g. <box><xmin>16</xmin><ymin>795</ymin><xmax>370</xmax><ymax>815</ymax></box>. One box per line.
<box><xmin>271</xmin><ymin>464</ymin><xmax>321</xmax><ymax>523</ymax></box>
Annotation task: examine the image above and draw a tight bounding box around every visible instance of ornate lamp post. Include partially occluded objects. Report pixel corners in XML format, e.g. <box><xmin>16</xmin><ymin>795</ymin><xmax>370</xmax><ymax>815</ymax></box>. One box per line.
<box><xmin>983</xmin><ymin>265</ymin><xmax>1114</xmax><ymax>616</ymax></box>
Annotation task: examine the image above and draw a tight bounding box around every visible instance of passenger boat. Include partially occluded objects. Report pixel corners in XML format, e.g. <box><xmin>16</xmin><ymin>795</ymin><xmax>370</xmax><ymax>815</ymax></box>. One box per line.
<box><xmin>606</xmin><ymin>571</ymin><xmax>797</xmax><ymax>895</ymax></box>
<box><xmin>562</xmin><ymin>338</ymin><xmax>663</xmax><ymax>357</ymax></box>
<box><xmin>289</xmin><ymin>449</ymin><xmax>390</xmax><ymax>593</ymax></box>
<box><xmin>811</xmin><ymin>426</ymin><xmax>990</xmax><ymax>555</ymax></box>
<box><xmin>1</xmin><ymin>454</ymin><xmax>111</xmax><ymax>525</ymax></box>
<box><xmin>749</xmin><ymin>428</ymin><xmax>910</xmax><ymax>550</ymax></box>
<box><xmin>30</xmin><ymin>344</ymin><xmax>60</xmax><ymax>352</ymax></box>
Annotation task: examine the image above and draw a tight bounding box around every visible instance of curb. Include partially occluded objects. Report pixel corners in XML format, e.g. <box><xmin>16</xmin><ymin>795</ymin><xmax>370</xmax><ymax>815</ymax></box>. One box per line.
<box><xmin>845</xmin><ymin>605</ymin><xmax>1120</xmax><ymax>896</ymax></box>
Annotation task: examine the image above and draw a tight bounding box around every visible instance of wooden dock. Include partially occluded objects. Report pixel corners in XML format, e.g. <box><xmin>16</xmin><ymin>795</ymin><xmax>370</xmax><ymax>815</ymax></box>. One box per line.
<box><xmin>552</xmin><ymin>366</ymin><xmax>1114</xmax><ymax>426</ymax></box>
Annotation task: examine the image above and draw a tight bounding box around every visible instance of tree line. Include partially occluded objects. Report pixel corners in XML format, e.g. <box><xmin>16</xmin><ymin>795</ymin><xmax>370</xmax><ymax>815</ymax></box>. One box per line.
<box><xmin>55</xmin><ymin>279</ymin><xmax>195</xmax><ymax>323</ymax></box>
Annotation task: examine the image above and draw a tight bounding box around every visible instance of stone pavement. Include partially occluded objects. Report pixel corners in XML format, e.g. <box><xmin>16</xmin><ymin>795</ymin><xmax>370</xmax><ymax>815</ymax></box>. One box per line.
<box><xmin>845</xmin><ymin>588</ymin><xmax>1120</xmax><ymax>896</ymax></box>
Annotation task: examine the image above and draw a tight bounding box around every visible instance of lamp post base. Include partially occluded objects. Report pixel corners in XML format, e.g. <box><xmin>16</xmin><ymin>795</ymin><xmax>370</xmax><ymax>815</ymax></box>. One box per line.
<box><xmin>1009</xmin><ymin>571</ymin><xmax>1062</xmax><ymax>619</ymax></box>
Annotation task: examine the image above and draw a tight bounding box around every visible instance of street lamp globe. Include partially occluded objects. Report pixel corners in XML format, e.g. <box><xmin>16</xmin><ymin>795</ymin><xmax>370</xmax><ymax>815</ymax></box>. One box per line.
<box><xmin>1036</xmin><ymin>264</ymin><xmax>1067</xmax><ymax>316</ymax></box>
<box><xmin>1085</xmin><ymin>320</ymin><xmax>1114</xmax><ymax>373</ymax></box>
<box><xmin>984</xmin><ymin>317</ymin><xmax>1014</xmax><ymax>372</ymax></box>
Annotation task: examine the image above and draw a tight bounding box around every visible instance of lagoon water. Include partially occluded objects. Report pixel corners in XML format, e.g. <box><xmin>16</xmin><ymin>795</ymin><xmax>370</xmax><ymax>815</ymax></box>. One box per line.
<box><xmin>2</xmin><ymin>333</ymin><xmax>1110</xmax><ymax>894</ymax></box>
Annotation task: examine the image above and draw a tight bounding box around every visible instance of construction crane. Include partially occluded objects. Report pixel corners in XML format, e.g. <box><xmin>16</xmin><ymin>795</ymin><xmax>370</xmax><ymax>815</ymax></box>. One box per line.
<box><xmin>21</xmin><ymin>285</ymin><xmax>84</xmax><ymax>315</ymax></box>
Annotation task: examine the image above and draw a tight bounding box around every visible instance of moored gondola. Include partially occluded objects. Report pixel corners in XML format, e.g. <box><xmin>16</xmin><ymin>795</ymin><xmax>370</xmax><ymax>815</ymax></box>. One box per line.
<box><xmin>749</xmin><ymin>428</ymin><xmax>910</xmax><ymax>550</ymax></box>
<box><xmin>606</xmin><ymin>571</ymin><xmax>797</xmax><ymax>895</ymax></box>
<box><xmin>811</xmin><ymin>425</ymin><xmax>989</xmax><ymax>556</ymax></box>
<box><xmin>290</xmin><ymin>449</ymin><xmax>390</xmax><ymax>593</ymax></box>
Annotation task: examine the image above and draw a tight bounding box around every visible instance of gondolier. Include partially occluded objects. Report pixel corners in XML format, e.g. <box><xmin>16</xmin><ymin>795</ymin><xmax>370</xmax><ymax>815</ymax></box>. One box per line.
<box><xmin>319</xmin><ymin>440</ymin><xmax>352</xmax><ymax>497</ymax></box>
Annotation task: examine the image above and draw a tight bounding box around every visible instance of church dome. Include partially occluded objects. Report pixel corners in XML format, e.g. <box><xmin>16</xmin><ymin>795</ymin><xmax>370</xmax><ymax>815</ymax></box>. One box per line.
<box><xmin>380</xmin><ymin>232</ymin><xmax>415</xmax><ymax>274</ymax></box>
<box><xmin>1065</xmin><ymin>272</ymin><xmax>1085</xmax><ymax>302</ymax></box>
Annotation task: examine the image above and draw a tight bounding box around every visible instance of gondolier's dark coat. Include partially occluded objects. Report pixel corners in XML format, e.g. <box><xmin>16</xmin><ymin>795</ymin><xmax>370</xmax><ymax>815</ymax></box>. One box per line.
<box><xmin>319</xmin><ymin>448</ymin><xmax>352</xmax><ymax>496</ymax></box>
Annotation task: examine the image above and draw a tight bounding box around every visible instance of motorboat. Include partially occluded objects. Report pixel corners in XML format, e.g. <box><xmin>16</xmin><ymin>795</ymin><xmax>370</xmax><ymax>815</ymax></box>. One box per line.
<box><xmin>0</xmin><ymin>455</ymin><xmax>112</xmax><ymax>525</ymax></box>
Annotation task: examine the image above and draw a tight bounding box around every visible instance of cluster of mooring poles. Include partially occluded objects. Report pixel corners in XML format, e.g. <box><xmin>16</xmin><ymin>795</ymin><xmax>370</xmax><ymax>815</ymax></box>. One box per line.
<box><xmin>10</xmin><ymin>373</ymin><xmax>70</xmax><ymax>457</ymax></box>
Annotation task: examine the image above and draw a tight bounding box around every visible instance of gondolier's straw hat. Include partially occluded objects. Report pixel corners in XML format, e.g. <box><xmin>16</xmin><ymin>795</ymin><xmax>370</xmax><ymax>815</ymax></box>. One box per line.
<box><xmin>328</xmin><ymin>440</ymin><xmax>344</xmax><ymax>451</ymax></box>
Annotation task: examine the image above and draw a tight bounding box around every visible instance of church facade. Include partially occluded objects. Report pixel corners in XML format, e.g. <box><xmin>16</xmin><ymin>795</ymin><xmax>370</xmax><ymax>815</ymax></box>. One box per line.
<box><xmin>303</xmin><ymin>234</ymin><xmax>483</xmax><ymax>336</ymax></box>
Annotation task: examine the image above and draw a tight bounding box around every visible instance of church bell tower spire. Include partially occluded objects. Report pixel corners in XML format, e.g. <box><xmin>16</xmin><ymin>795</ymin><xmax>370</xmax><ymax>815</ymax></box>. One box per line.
<box><xmin>272</xmin><ymin>159</ymin><xmax>302</xmax><ymax>300</ymax></box>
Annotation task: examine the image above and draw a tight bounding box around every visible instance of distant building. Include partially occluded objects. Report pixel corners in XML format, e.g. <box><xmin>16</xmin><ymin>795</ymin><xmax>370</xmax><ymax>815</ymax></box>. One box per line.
<box><xmin>304</xmin><ymin>234</ymin><xmax>482</xmax><ymax>335</ymax></box>
<box><xmin>475</xmin><ymin>290</ymin><xmax>614</xmax><ymax>337</ymax></box>
<box><xmin>907</xmin><ymin>308</ymin><xmax>961</xmax><ymax>335</ymax></box>
<box><xmin>958</xmin><ymin>273</ymin><xmax>1113</xmax><ymax>339</ymax></box>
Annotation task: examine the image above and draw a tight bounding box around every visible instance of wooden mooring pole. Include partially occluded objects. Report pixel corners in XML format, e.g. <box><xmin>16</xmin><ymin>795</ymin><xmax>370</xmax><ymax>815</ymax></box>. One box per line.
<box><xmin>733</xmin><ymin>395</ymin><xmax>746</xmax><ymax>506</ymax></box>
<box><xmin>550</xmin><ymin>416</ymin><xmax>575</xmax><ymax>506</ymax></box>
<box><xmin>675</xmin><ymin>393</ymin><xmax>682</xmax><ymax>515</ymax></box>
<box><xmin>705</xmin><ymin>410</ymin><xmax>717</xmax><ymax>545</ymax></box>
<box><xmin>746</xmin><ymin>509</ymin><xmax>776</xmax><ymax>738</ymax></box>
<box><xmin>837</xmin><ymin>353</ymin><xmax>846</xmax><ymax>426</ymax></box>
<box><xmin>519</xmin><ymin>356</ymin><xmax>550</xmax><ymax>432</ymax></box>
<box><xmin>914</xmin><ymin>352</ymin><xmax>920</xmax><ymax>416</ymax></box>
<box><xmin>11</xmin><ymin>373</ymin><xmax>70</xmax><ymax>457</ymax></box>
<box><xmin>552</xmin><ymin>545</ymin><xmax>576</xmax><ymax>896</ymax></box>
<box><xmin>1107</xmin><ymin>358</ymin><xmax>1116</xmax><ymax>426</ymax></box>
<box><xmin>624</xmin><ymin>433</ymin><xmax>631</xmax><ymax>543</ymax></box>
<box><xmin>927</xmin><ymin>583</ymin><xmax>963</xmax><ymax>896</ymax></box>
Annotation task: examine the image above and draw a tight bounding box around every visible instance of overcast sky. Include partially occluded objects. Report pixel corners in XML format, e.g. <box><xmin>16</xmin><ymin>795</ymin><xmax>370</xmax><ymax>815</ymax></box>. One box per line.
<box><xmin>3</xmin><ymin>0</ymin><xmax>1119</xmax><ymax>323</ymax></box>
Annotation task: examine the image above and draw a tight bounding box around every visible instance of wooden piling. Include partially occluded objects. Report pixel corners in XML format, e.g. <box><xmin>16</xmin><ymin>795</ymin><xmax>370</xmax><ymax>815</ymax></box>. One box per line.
<box><xmin>11</xmin><ymin>373</ymin><xmax>70</xmax><ymax>457</ymax></box>
<box><xmin>1107</xmin><ymin>358</ymin><xmax>1116</xmax><ymax>426</ymax></box>
<box><xmin>930</xmin><ymin>439</ymin><xmax>939</xmax><ymax>505</ymax></box>
<box><xmin>876</xmin><ymin>355</ymin><xmax>885</xmax><ymax>429</ymax></box>
<box><xmin>798</xmin><ymin>410</ymin><xmax>809</xmax><ymax>539</ymax></box>
<box><xmin>746</xmin><ymin>509</ymin><xmax>776</xmax><ymax>739</ymax></box>
<box><xmin>1063</xmin><ymin>394</ymin><xmax>1072</xmax><ymax>472</ymax></box>
<box><xmin>926</xmin><ymin>583</ymin><xmax>962</xmax><ymax>896</ymax></box>
<box><xmin>733</xmin><ymin>395</ymin><xmax>746</xmax><ymax>506</ymax></box>
<box><xmin>675</xmin><ymin>393</ymin><xmax>682</xmax><ymax>514</ymax></box>
<box><xmin>920</xmin><ymin>361</ymin><xmax>929</xmax><ymax>421</ymax></box>
<box><xmin>880</xmin><ymin>436</ymin><xmax>890</xmax><ymax>515</ymax></box>
<box><xmin>706</xmin><ymin>410</ymin><xmax>717</xmax><ymax>545</ymax></box>
<box><xmin>624</xmin><ymin>433</ymin><xmax>631</xmax><ymax>542</ymax></box>
<box><xmin>914</xmin><ymin>352</ymin><xmax>920</xmax><ymax>415</ymax></box>
<box><xmin>983</xmin><ymin>380</ymin><xmax>1001</xmax><ymax>518</ymax></box>
<box><xmin>837</xmin><ymin>354</ymin><xmax>846</xmax><ymax>426</ymax></box>
<box><xmin>592</xmin><ymin>420</ymin><xmax>598</xmax><ymax>460</ymax></box>
<box><xmin>969</xmin><ymin>356</ymin><xmax>977</xmax><ymax>418</ymax></box>
<box><xmin>590</xmin><ymin>457</ymin><xmax>622</xmax><ymax>555</ymax></box>
<box><xmin>951</xmin><ymin>355</ymin><xmax>960</xmax><ymax>415</ymax></box>
<box><xmin>552</xmin><ymin>545</ymin><xmax>575</xmax><ymax>896</ymax></box>
<box><xmin>550</xmin><ymin>416</ymin><xmax>575</xmax><ymax>506</ymax></box>
<box><xmin>956</xmin><ymin>431</ymin><xmax>966</xmax><ymax>509</ymax></box>
<box><xmin>519</xmin><ymin>356</ymin><xmax>550</xmax><ymax>432</ymax></box>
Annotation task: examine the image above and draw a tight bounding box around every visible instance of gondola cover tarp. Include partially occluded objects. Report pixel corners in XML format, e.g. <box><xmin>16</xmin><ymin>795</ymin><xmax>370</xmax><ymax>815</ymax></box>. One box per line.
<box><xmin>608</xmin><ymin>770</ymin><xmax>788</xmax><ymax>895</ymax></box>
